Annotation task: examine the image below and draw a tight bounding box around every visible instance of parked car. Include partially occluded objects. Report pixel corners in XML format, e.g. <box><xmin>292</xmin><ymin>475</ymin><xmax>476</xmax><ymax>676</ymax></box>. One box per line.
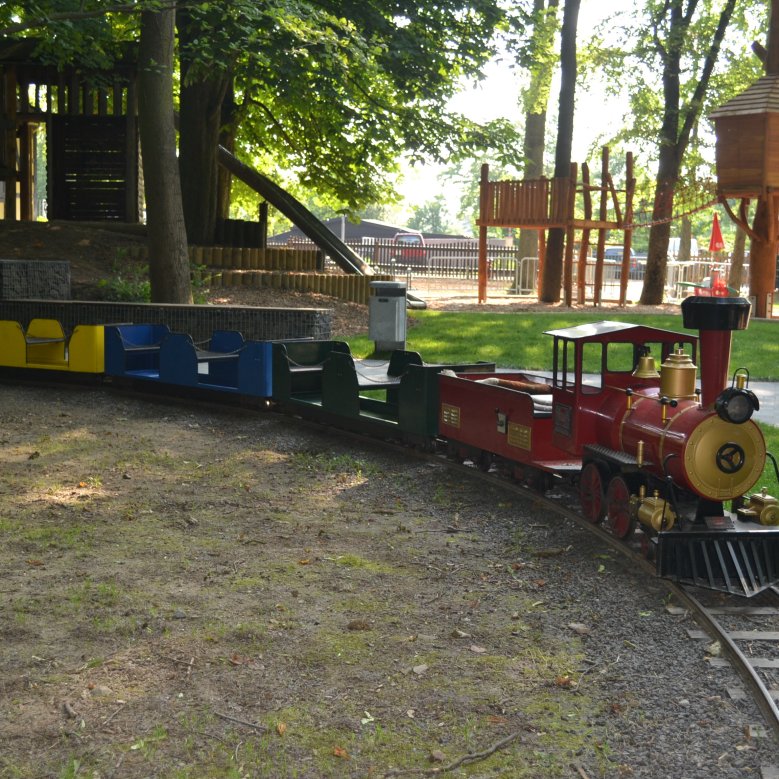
<box><xmin>392</xmin><ymin>232</ymin><xmax>427</xmax><ymax>266</ymax></box>
<box><xmin>602</xmin><ymin>247</ymin><xmax>645</xmax><ymax>281</ymax></box>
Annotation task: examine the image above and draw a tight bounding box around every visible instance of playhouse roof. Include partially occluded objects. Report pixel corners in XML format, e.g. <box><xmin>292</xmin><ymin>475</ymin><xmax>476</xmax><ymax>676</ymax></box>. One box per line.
<box><xmin>709</xmin><ymin>75</ymin><xmax>779</xmax><ymax>119</ymax></box>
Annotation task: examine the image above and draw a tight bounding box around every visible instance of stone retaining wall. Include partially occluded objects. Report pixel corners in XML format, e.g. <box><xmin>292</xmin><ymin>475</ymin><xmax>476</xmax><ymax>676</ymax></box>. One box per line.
<box><xmin>0</xmin><ymin>300</ymin><xmax>331</xmax><ymax>342</ymax></box>
<box><xmin>0</xmin><ymin>259</ymin><xmax>71</xmax><ymax>300</ymax></box>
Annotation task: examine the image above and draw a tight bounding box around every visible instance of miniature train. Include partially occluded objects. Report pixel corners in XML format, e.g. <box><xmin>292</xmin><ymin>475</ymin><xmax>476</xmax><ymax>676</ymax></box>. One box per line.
<box><xmin>1</xmin><ymin>296</ymin><xmax>777</xmax><ymax>597</ymax></box>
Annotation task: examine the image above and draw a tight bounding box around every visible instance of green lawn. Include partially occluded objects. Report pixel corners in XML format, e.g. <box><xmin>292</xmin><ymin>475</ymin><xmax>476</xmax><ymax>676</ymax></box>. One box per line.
<box><xmin>349</xmin><ymin>309</ymin><xmax>779</xmax><ymax>495</ymax></box>
<box><xmin>352</xmin><ymin>310</ymin><xmax>779</xmax><ymax>380</ymax></box>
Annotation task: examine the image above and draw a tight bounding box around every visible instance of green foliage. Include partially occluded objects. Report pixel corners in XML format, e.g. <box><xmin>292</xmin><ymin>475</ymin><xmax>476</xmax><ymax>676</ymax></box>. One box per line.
<box><xmin>407</xmin><ymin>195</ymin><xmax>459</xmax><ymax>233</ymax></box>
<box><xmin>590</xmin><ymin>2</ymin><xmax>764</xmax><ymax>168</ymax></box>
<box><xmin>178</xmin><ymin>0</ymin><xmax>523</xmax><ymax>210</ymax></box>
<box><xmin>96</xmin><ymin>260</ymin><xmax>151</xmax><ymax>302</ymax></box>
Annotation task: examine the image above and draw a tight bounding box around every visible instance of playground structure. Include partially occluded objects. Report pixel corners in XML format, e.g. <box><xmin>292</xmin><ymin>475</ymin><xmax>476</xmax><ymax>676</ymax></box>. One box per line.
<box><xmin>711</xmin><ymin>74</ymin><xmax>779</xmax><ymax>319</ymax></box>
<box><xmin>4</xmin><ymin>37</ymin><xmax>778</xmax><ymax>313</ymax></box>
<box><xmin>477</xmin><ymin>148</ymin><xmax>635</xmax><ymax>306</ymax></box>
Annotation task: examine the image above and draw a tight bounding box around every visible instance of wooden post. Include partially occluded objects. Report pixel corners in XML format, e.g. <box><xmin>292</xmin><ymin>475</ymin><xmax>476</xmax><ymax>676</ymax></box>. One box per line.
<box><xmin>537</xmin><ymin>230</ymin><xmax>546</xmax><ymax>296</ymax></box>
<box><xmin>620</xmin><ymin>152</ymin><xmax>635</xmax><ymax>306</ymax></box>
<box><xmin>2</xmin><ymin>67</ymin><xmax>18</xmax><ymax>221</ymax></box>
<box><xmin>594</xmin><ymin>147</ymin><xmax>609</xmax><ymax>306</ymax></box>
<box><xmin>478</xmin><ymin>163</ymin><xmax>489</xmax><ymax>303</ymax></box>
<box><xmin>577</xmin><ymin>162</ymin><xmax>592</xmax><ymax>304</ymax></box>
<box><xmin>19</xmin><ymin>124</ymin><xmax>32</xmax><ymax>221</ymax></box>
<box><xmin>125</xmin><ymin>78</ymin><xmax>139</xmax><ymax>222</ymax></box>
<box><xmin>563</xmin><ymin>163</ymin><xmax>578</xmax><ymax>307</ymax></box>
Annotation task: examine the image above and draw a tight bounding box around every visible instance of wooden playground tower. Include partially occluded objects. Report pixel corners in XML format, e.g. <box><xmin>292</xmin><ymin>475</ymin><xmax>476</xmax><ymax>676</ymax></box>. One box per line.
<box><xmin>710</xmin><ymin>74</ymin><xmax>779</xmax><ymax>319</ymax></box>
<box><xmin>477</xmin><ymin>147</ymin><xmax>635</xmax><ymax>305</ymax></box>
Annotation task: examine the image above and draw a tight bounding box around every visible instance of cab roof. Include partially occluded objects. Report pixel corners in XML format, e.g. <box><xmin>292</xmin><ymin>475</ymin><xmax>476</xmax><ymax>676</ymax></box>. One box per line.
<box><xmin>544</xmin><ymin>320</ymin><xmax>694</xmax><ymax>342</ymax></box>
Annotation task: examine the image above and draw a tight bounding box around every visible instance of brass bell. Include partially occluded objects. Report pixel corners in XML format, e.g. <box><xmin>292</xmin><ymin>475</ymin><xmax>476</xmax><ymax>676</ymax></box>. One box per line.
<box><xmin>633</xmin><ymin>353</ymin><xmax>660</xmax><ymax>379</ymax></box>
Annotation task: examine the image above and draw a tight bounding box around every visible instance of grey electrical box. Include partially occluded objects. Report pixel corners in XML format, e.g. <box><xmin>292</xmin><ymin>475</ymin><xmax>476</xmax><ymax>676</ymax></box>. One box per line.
<box><xmin>369</xmin><ymin>281</ymin><xmax>407</xmax><ymax>351</ymax></box>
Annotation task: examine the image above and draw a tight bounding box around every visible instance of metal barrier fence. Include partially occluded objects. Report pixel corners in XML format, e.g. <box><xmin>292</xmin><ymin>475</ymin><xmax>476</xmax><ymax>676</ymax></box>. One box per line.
<box><xmin>278</xmin><ymin>238</ymin><xmax>519</xmax><ymax>282</ymax></box>
<box><xmin>274</xmin><ymin>238</ymin><xmax>750</xmax><ymax>300</ymax></box>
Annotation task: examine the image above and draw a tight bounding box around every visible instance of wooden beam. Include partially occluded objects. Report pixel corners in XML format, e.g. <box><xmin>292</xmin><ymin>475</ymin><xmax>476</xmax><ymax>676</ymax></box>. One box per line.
<box><xmin>577</xmin><ymin>161</ymin><xmax>592</xmax><ymax>304</ymax></box>
<box><xmin>478</xmin><ymin>164</ymin><xmax>489</xmax><ymax>303</ymax></box>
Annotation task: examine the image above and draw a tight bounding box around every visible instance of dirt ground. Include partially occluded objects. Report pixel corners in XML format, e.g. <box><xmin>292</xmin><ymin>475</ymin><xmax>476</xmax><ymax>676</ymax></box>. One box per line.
<box><xmin>0</xmin><ymin>221</ymin><xmax>695</xmax><ymax>777</ymax></box>
<box><xmin>1</xmin><ymin>380</ymin><xmax>646</xmax><ymax>778</ymax></box>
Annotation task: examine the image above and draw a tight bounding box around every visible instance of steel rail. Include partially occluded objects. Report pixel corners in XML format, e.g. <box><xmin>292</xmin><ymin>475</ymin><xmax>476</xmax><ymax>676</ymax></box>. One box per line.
<box><xmin>672</xmin><ymin>585</ymin><xmax>779</xmax><ymax>743</ymax></box>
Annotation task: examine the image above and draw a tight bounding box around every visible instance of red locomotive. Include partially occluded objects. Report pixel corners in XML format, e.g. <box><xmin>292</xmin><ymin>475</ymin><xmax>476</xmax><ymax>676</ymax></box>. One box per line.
<box><xmin>439</xmin><ymin>297</ymin><xmax>779</xmax><ymax>597</ymax></box>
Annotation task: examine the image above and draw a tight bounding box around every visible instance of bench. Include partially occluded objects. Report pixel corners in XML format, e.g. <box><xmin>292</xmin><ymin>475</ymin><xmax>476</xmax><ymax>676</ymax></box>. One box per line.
<box><xmin>272</xmin><ymin>340</ymin><xmax>350</xmax><ymax>401</ymax></box>
<box><xmin>159</xmin><ymin>330</ymin><xmax>272</xmax><ymax>397</ymax></box>
<box><xmin>104</xmin><ymin>324</ymin><xmax>171</xmax><ymax>378</ymax></box>
<box><xmin>321</xmin><ymin>350</ymin><xmax>424</xmax><ymax>420</ymax></box>
<box><xmin>0</xmin><ymin>318</ymin><xmax>105</xmax><ymax>372</ymax></box>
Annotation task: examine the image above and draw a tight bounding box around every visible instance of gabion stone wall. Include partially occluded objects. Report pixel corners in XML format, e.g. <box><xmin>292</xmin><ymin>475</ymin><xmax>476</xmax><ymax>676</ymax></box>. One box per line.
<box><xmin>0</xmin><ymin>300</ymin><xmax>332</xmax><ymax>342</ymax></box>
<box><xmin>0</xmin><ymin>260</ymin><xmax>71</xmax><ymax>300</ymax></box>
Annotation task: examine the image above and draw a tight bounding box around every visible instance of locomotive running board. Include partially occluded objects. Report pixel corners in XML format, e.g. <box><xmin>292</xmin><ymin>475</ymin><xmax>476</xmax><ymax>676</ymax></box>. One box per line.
<box><xmin>656</xmin><ymin>526</ymin><xmax>779</xmax><ymax>597</ymax></box>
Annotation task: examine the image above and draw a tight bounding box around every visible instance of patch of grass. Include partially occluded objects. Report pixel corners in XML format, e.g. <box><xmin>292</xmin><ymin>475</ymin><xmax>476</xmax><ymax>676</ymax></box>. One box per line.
<box><xmin>351</xmin><ymin>310</ymin><xmax>779</xmax><ymax>380</ymax></box>
<box><xmin>291</xmin><ymin>450</ymin><xmax>381</xmax><ymax>479</ymax></box>
<box><xmin>332</xmin><ymin>553</ymin><xmax>395</xmax><ymax>574</ymax></box>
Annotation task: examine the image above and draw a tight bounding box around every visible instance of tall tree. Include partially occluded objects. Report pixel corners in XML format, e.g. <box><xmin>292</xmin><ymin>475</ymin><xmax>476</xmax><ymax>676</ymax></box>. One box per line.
<box><xmin>138</xmin><ymin>6</ymin><xmax>192</xmax><ymax>303</ymax></box>
<box><xmin>515</xmin><ymin>0</ymin><xmax>560</xmax><ymax>263</ymax></box>
<box><xmin>175</xmin><ymin>0</ymin><xmax>518</xmax><ymax>243</ymax></box>
<box><xmin>638</xmin><ymin>0</ymin><xmax>737</xmax><ymax>304</ymax></box>
<box><xmin>540</xmin><ymin>0</ymin><xmax>579</xmax><ymax>302</ymax></box>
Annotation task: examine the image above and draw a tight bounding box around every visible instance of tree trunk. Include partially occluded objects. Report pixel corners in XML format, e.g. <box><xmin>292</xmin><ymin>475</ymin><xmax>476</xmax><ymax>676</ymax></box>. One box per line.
<box><xmin>540</xmin><ymin>0</ymin><xmax>579</xmax><ymax>303</ymax></box>
<box><xmin>640</xmin><ymin>168</ymin><xmax>676</xmax><ymax>305</ymax></box>
<box><xmin>518</xmin><ymin>0</ymin><xmax>559</xmax><ymax>266</ymax></box>
<box><xmin>678</xmin><ymin>215</ymin><xmax>692</xmax><ymax>261</ymax></box>
<box><xmin>138</xmin><ymin>8</ymin><xmax>192</xmax><ymax>304</ymax></box>
<box><xmin>517</xmin><ymin>111</ymin><xmax>545</xmax><ymax>262</ymax></box>
<box><xmin>217</xmin><ymin>83</ymin><xmax>238</xmax><ymax>221</ymax></box>
<box><xmin>177</xmin><ymin>10</ymin><xmax>230</xmax><ymax>246</ymax></box>
<box><xmin>749</xmin><ymin>200</ymin><xmax>777</xmax><ymax>314</ymax></box>
<box><xmin>729</xmin><ymin>224</ymin><xmax>747</xmax><ymax>291</ymax></box>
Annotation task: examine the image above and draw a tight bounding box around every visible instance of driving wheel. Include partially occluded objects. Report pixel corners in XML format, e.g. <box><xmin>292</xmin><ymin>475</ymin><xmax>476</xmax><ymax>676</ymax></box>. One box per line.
<box><xmin>606</xmin><ymin>475</ymin><xmax>636</xmax><ymax>539</ymax></box>
<box><xmin>579</xmin><ymin>462</ymin><xmax>606</xmax><ymax>523</ymax></box>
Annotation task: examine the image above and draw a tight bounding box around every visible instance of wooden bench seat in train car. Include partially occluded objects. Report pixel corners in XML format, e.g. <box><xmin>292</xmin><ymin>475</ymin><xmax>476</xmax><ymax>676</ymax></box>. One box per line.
<box><xmin>0</xmin><ymin>318</ymin><xmax>104</xmax><ymax>372</ymax></box>
<box><xmin>438</xmin><ymin>370</ymin><xmax>567</xmax><ymax>470</ymax></box>
<box><xmin>104</xmin><ymin>324</ymin><xmax>171</xmax><ymax>378</ymax></box>
<box><xmin>158</xmin><ymin>331</ymin><xmax>272</xmax><ymax>397</ymax></box>
<box><xmin>321</xmin><ymin>350</ymin><xmax>423</xmax><ymax>421</ymax></box>
<box><xmin>271</xmin><ymin>340</ymin><xmax>350</xmax><ymax>402</ymax></box>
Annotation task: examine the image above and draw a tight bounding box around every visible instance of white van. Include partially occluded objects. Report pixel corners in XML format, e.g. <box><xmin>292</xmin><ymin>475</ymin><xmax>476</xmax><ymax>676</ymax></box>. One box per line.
<box><xmin>668</xmin><ymin>237</ymin><xmax>699</xmax><ymax>259</ymax></box>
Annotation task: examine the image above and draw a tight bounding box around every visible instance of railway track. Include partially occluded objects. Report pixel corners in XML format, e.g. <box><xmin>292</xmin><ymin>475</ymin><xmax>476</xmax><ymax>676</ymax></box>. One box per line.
<box><xmin>443</xmin><ymin>454</ymin><xmax>779</xmax><ymax>763</ymax></box>
<box><xmin>671</xmin><ymin>586</ymin><xmax>779</xmax><ymax>742</ymax></box>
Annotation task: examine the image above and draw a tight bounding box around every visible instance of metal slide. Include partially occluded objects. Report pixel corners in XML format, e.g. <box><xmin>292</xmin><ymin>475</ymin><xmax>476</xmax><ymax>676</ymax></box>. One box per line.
<box><xmin>217</xmin><ymin>145</ymin><xmax>426</xmax><ymax>308</ymax></box>
<box><xmin>217</xmin><ymin>146</ymin><xmax>370</xmax><ymax>275</ymax></box>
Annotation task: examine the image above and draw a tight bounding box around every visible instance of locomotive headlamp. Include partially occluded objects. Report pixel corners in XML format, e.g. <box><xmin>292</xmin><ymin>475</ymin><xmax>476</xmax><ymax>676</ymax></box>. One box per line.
<box><xmin>715</xmin><ymin>386</ymin><xmax>759</xmax><ymax>424</ymax></box>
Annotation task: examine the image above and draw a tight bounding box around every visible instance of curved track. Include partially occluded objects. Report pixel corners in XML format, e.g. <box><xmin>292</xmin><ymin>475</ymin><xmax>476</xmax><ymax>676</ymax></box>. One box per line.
<box><xmin>672</xmin><ymin>585</ymin><xmax>779</xmax><ymax>742</ymax></box>
<box><xmin>437</xmin><ymin>454</ymin><xmax>779</xmax><ymax>750</ymax></box>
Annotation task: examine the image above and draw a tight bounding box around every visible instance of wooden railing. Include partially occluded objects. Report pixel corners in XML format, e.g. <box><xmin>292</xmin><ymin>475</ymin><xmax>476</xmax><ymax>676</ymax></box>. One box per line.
<box><xmin>479</xmin><ymin>176</ymin><xmax>572</xmax><ymax>228</ymax></box>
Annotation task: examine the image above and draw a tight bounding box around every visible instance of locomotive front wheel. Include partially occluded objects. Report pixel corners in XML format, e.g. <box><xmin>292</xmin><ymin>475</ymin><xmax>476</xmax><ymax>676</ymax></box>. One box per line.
<box><xmin>579</xmin><ymin>462</ymin><xmax>606</xmax><ymax>524</ymax></box>
<box><xmin>606</xmin><ymin>475</ymin><xmax>636</xmax><ymax>540</ymax></box>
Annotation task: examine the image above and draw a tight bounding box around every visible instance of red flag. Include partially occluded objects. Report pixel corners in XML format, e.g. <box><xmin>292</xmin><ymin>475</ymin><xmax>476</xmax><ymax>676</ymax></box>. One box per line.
<box><xmin>708</xmin><ymin>213</ymin><xmax>725</xmax><ymax>253</ymax></box>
